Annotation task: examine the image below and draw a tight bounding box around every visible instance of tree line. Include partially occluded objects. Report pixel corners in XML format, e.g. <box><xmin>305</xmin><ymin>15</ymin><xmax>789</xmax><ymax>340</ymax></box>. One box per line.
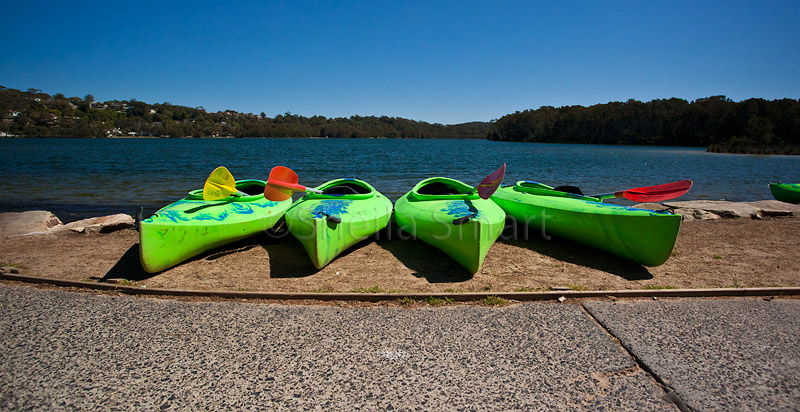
<box><xmin>490</xmin><ymin>96</ymin><xmax>800</xmax><ymax>154</ymax></box>
<box><xmin>3</xmin><ymin>86</ymin><xmax>799</xmax><ymax>154</ymax></box>
<box><xmin>0</xmin><ymin>86</ymin><xmax>492</xmax><ymax>139</ymax></box>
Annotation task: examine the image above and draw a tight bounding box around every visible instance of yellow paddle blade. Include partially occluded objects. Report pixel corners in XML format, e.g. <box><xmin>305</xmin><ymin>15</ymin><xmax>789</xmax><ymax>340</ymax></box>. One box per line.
<box><xmin>203</xmin><ymin>166</ymin><xmax>236</xmax><ymax>200</ymax></box>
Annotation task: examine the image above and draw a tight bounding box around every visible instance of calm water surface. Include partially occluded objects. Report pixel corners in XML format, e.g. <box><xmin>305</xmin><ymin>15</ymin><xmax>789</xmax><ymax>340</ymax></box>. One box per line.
<box><xmin>1</xmin><ymin>138</ymin><xmax>798</xmax><ymax>220</ymax></box>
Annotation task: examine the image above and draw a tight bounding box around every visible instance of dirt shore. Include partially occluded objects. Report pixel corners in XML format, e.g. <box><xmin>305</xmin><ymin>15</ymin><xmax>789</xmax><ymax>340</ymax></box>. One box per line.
<box><xmin>1</xmin><ymin>216</ymin><xmax>798</xmax><ymax>293</ymax></box>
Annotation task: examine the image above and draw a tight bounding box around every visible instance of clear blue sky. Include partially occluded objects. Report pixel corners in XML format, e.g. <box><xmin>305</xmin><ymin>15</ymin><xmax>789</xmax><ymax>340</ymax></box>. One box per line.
<box><xmin>3</xmin><ymin>0</ymin><xmax>798</xmax><ymax>124</ymax></box>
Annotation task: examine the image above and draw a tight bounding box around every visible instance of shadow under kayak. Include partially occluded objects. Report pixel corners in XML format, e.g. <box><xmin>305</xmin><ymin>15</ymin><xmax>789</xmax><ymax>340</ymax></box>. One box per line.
<box><xmin>285</xmin><ymin>178</ymin><xmax>392</xmax><ymax>269</ymax></box>
<box><xmin>139</xmin><ymin>180</ymin><xmax>292</xmax><ymax>273</ymax></box>
<box><xmin>491</xmin><ymin>181</ymin><xmax>682</xmax><ymax>267</ymax></box>
<box><xmin>394</xmin><ymin>177</ymin><xmax>506</xmax><ymax>274</ymax></box>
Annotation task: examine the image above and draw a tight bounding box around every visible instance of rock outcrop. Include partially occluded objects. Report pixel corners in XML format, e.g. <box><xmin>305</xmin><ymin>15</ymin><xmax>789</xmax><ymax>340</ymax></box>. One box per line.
<box><xmin>0</xmin><ymin>211</ymin><xmax>63</xmax><ymax>237</ymax></box>
<box><xmin>0</xmin><ymin>211</ymin><xmax>134</xmax><ymax>237</ymax></box>
<box><xmin>632</xmin><ymin>200</ymin><xmax>800</xmax><ymax>221</ymax></box>
<box><xmin>48</xmin><ymin>214</ymin><xmax>135</xmax><ymax>234</ymax></box>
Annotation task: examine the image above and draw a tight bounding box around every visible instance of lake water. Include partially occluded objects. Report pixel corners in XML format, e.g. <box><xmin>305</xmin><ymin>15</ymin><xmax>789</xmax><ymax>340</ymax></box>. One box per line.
<box><xmin>1</xmin><ymin>138</ymin><xmax>798</xmax><ymax>221</ymax></box>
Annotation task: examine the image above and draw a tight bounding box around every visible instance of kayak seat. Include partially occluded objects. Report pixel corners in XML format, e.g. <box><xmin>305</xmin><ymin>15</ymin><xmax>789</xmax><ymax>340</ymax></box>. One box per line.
<box><xmin>418</xmin><ymin>182</ymin><xmax>464</xmax><ymax>195</ymax></box>
<box><xmin>322</xmin><ymin>183</ymin><xmax>370</xmax><ymax>195</ymax></box>
<box><xmin>553</xmin><ymin>185</ymin><xmax>583</xmax><ymax>195</ymax></box>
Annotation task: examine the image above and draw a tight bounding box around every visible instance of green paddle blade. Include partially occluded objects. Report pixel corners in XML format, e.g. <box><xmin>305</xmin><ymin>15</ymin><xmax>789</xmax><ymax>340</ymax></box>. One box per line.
<box><xmin>203</xmin><ymin>166</ymin><xmax>236</xmax><ymax>200</ymax></box>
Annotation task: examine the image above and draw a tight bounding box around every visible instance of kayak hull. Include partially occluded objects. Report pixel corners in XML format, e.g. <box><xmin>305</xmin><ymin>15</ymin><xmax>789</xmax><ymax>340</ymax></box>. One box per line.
<box><xmin>491</xmin><ymin>182</ymin><xmax>682</xmax><ymax>267</ymax></box>
<box><xmin>769</xmin><ymin>183</ymin><xmax>800</xmax><ymax>204</ymax></box>
<box><xmin>394</xmin><ymin>177</ymin><xmax>505</xmax><ymax>273</ymax></box>
<box><xmin>285</xmin><ymin>179</ymin><xmax>392</xmax><ymax>269</ymax></box>
<box><xmin>139</xmin><ymin>180</ymin><xmax>291</xmax><ymax>273</ymax></box>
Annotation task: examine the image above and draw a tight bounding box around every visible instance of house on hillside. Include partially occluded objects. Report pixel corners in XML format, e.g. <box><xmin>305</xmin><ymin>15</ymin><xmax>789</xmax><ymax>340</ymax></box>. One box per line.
<box><xmin>2</xmin><ymin>111</ymin><xmax>21</xmax><ymax>124</ymax></box>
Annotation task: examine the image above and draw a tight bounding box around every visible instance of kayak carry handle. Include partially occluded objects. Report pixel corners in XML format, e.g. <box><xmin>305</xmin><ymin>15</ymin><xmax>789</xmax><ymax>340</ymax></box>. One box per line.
<box><xmin>316</xmin><ymin>211</ymin><xmax>342</xmax><ymax>224</ymax></box>
<box><xmin>452</xmin><ymin>213</ymin><xmax>477</xmax><ymax>225</ymax></box>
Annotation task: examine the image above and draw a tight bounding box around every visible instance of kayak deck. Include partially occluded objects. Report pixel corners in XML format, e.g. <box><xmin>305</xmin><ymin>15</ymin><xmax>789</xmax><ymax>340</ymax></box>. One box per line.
<box><xmin>394</xmin><ymin>177</ymin><xmax>505</xmax><ymax>273</ymax></box>
<box><xmin>285</xmin><ymin>178</ymin><xmax>392</xmax><ymax>269</ymax></box>
<box><xmin>139</xmin><ymin>180</ymin><xmax>291</xmax><ymax>273</ymax></box>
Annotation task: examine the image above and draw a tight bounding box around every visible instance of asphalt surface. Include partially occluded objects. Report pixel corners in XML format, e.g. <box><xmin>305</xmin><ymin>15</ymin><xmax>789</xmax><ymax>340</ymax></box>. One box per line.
<box><xmin>1</xmin><ymin>284</ymin><xmax>798</xmax><ymax>411</ymax></box>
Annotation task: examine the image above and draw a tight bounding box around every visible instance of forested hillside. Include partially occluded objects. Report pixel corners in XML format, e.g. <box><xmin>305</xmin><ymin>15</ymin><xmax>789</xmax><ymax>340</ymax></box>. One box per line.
<box><xmin>0</xmin><ymin>87</ymin><xmax>491</xmax><ymax>139</ymax></box>
<box><xmin>4</xmin><ymin>86</ymin><xmax>799</xmax><ymax>154</ymax></box>
<box><xmin>490</xmin><ymin>97</ymin><xmax>800</xmax><ymax>154</ymax></box>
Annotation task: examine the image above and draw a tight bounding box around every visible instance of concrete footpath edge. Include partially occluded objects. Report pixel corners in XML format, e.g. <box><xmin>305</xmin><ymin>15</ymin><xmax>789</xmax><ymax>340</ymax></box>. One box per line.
<box><xmin>3</xmin><ymin>273</ymin><xmax>800</xmax><ymax>302</ymax></box>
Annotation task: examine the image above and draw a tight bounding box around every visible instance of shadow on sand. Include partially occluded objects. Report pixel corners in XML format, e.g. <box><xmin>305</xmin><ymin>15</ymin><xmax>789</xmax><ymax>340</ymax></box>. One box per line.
<box><xmin>500</xmin><ymin>218</ymin><xmax>653</xmax><ymax>281</ymax></box>
<box><xmin>104</xmin><ymin>229</ymin><xmax>280</xmax><ymax>281</ymax></box>
<box><xmin>103</xmin><ymin>244</ymin><xmax>157</xmax><ymax>282</ymax></box>
<box><xmin>261</xmin><ymin>224</ymin><xmax>382</xmax><ymax>278</ymax></box>
<box><xmin>377</xmin><ymin>223</ymin><xmax>475</xmax><ymax>283</ymax></box>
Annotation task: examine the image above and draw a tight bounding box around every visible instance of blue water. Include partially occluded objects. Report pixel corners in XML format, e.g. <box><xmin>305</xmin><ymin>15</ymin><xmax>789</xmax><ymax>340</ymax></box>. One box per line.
<box><xmin>1</xmin><ymin>138</ymin><xmax>798</xmax><ymax>221</ymax></box>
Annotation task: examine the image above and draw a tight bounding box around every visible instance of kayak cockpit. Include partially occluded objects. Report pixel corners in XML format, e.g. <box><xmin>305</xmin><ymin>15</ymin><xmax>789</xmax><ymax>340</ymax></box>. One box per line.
<box><xmin>418</xmin><ymin>181</ymin><xmax>467</xmax><ymax>195</ymax></box>
<box><xmin>411</xmin><ymin>177</ymin><xmax>478</xmax><ymax>200</ymax></box>
<box><xmin>236</xmin><ymin>180</ymin><xmax>267</xmax><ymax>195</ymax></box>
<box><xmin>185</xmin><ymin>179</ymin><xmax>267</xmax><ymax>201</ymax></box>
<box><xmin>321</xmin><ymin>181</ymin><xmax>372</xmax><ymax>195</ymax></box>
<box><xmin>305</xmin><ymin>179</ymin><xmax>378</xmax><ymax>200</ymax></box>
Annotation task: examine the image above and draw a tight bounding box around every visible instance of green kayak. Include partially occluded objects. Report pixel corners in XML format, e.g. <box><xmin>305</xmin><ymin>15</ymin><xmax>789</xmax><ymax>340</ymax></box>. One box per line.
<box><xmin>394</xmin><ymin>177</ymin><xmax>506</xmax><ymax>273</ymax></box>
<box><xmin>769</xmin><ymin>183</ymin><xmax>800</xmax><ymax>204</ymax></box>
<box><xmin>285</xmin><ymin>178</ymin><xmax>392</xmax><ymax>269</ymax></box>
<box><xmin>139</xmin><ymin>180</ymin><xmax>291</xmax><ymax>273</ymax></box>
<box><xmin>491</xmin><ymin>181</ymin><xmax>682</xmax><ymax>267</ymax></box>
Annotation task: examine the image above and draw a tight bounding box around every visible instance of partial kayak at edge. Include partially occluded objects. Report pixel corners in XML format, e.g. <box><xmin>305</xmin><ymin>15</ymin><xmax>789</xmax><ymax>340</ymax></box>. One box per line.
<box><xmin>769</xmin><ymin>183</ymin><xmax>800</xmax><ymax>204</ymax></box>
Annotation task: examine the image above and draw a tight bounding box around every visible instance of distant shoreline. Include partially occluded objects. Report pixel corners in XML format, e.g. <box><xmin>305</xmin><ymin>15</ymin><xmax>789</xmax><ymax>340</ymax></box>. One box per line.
<box><xmin>4</xmin><ymin>134</ymin><xmax>800</xmax><ymax>156</ymax></box>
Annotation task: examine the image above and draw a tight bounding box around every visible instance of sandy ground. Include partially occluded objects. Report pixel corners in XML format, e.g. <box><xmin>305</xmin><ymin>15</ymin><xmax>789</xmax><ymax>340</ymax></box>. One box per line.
<box><xmin>1</xmin><ymin>216</ymin><xmax>798</xmax><ymax>293</ymax></box>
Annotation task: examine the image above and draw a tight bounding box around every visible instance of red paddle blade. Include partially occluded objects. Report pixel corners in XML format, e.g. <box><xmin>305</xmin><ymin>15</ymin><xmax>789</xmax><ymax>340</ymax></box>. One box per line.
<box><xmin>267</xmin><ymin>166</ymin><xmax>309</xmax><ymax>190</ymax></box>
<box><xmin>622</xmin><ymin>179</ymin><xmax>693</xmax><ymax>202</ymax></box>
<box><xmin>264</xmin><ymin>184</ymin><xmax>294</xmax><ymax>201</ymax></box>
<box><xmin>265</xmin><ymin>166</ymin><xmax>306</xmax><ymax>201</ymax></box>
<box><xmin>476</xmin><ymin>163</ymin><xmax>506</xmax><ymax>199</ymax></box>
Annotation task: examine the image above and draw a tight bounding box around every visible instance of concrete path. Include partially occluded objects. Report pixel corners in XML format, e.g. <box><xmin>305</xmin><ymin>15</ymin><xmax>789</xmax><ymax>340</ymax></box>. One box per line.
<box><xmin>584</xmin><ymin>299</ymin><xmax>800</xmax><ymax>411</ymax></box>
<box><xmin>1</xmin><ymin>284</ymin><xmax>798</xmax><ymax>411</ymax></box>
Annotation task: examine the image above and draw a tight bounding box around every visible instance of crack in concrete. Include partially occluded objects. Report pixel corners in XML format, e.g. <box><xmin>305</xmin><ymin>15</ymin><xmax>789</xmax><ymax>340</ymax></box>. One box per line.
<box><xmin>578</xmin><ymin>301</ymin><xmax>693</xmax><ymax>412</ymax></box>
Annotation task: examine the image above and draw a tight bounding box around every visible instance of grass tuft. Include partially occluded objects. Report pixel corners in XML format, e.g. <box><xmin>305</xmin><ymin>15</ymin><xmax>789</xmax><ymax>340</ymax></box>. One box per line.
<box><xmin>643</xmin><ymin>285</ymin><xmax>678</xmax><ymax>290</ymax></box>
<box><xmin>351</xmin><ymin>286</ymin><xmax>404</xmax><ymax>293</ymax></box>
<box><xmin>424</xmin><ymin>296</ymin><xmax>454</xmax><ymax>306</ymax></box>
<box><xmin>514</xmin><ymin>287</ymin><xmax>544</xmax><ymax>292</ymax></box>
<box><xmin>483</xmin><ymin>295</ymin><xmax>507</xmax><ymax>306</ymax></box>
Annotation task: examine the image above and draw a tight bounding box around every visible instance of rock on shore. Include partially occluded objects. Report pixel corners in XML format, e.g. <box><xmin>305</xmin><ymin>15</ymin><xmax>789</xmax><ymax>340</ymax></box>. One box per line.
<box><xmin>633</xmin><ymin>200</ymin><xmax>800</xmax><ymax>221</ymax></box>
<box><xmin>0</xmin><ymin>211</ymin><xmax>134</xmax><ymax>237</ymax></box>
